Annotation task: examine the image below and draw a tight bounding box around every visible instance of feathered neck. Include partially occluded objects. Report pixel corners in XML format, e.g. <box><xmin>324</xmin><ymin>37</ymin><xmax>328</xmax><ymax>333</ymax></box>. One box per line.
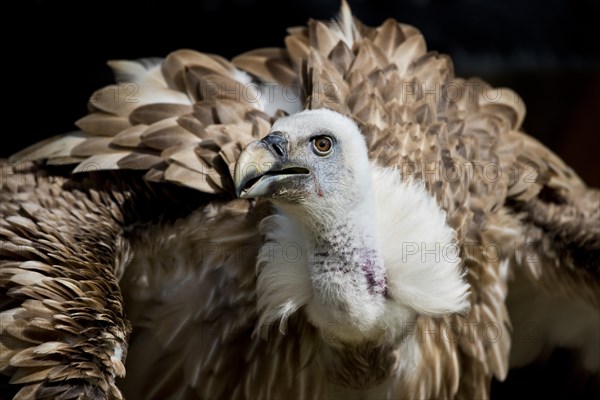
<box><xmin>287</xmin><ymin>189</ymin><xmax>381</xmax><ymax>259</ymax></box>
<box><xmin>255</xmin><ymin>165</ymin><xmax>470</xmax><ymax>344</ymax></box>
<box><xmin>307</xmin><ymin>211</ymin><xmax>388</xmax><ymax>299</ymax></box>
<box><xmin>262</xmin><ymin>172</ymin><xmax>391</xmax><ymax>340</ymax></box>
<box><xmin>290</xmin><ymin>195</ymin><xmax>390</xmax><ymax>340</ymax></box>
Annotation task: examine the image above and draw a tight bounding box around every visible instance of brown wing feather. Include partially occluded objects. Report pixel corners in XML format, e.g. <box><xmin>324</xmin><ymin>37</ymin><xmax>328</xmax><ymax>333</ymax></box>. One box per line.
<box><xmin>1</xmin><ymin>161</ymin><xmax>131</xmax><ymax>399</ymax></box>
<box><xmin>10</xmin><ymin>49</ymin><xmax>274</xmax><ymax>196</ymax></box>
<box><xmin>500</xmin><ymin>131</ymin><xmax>600</xmax><ymax>311</ymax></box>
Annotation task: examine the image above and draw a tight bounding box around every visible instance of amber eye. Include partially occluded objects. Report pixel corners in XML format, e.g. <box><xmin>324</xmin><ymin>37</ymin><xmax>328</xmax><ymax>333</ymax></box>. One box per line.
<box><xmin>312</xmin><ymin>136</ymin><xmax>333</xmax><ymax>156</ymax></box>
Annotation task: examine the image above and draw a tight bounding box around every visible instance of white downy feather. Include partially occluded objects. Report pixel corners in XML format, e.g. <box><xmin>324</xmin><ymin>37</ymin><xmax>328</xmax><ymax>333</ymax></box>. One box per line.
<box><xmin>256</xmin><ymin>164</ymin><xmax>470</xmax><ymax>341</ymax></box>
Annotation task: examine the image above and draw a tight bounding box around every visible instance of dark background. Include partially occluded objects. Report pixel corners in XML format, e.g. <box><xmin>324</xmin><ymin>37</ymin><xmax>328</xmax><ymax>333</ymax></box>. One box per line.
<box><xmin>2</xmin><ymin>1</ymin><xmax>599</xmax><ymax>396</ymax></box>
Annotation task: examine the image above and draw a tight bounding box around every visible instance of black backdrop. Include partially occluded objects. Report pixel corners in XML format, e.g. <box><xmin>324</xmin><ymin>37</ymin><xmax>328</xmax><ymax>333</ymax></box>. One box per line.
<box><xmin>3</xmin><ymin>1</ymin><xmax>600</xmax><ymax>396</ymax></box>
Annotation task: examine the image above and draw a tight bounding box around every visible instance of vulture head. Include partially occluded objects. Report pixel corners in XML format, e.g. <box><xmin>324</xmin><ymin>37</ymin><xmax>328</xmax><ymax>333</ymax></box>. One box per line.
<box><xmin>235</xmin><ymin>109</ymin><xmax>470</xmax><ymax>344</ymax></box>
<box><xmin>235</xmin><ymin>108</ymin><xmax>371</xmax><ymax>213</ymax></box>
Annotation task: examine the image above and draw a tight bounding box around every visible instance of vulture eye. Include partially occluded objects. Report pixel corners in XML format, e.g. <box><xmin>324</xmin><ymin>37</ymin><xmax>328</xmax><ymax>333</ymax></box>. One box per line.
<box><xmin>312</xmin><ymin>136</ymin><xmax>333</xmax><ymax>156</ymax></box>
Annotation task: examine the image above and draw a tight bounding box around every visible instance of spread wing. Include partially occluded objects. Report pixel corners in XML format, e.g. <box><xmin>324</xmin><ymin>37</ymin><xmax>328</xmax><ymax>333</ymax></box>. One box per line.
<box><xmin>2</xmin><ymin>2</ymin><xmax>599</xmax><ymax>399</ymax></box>
<box><xmin>9</xmin><ymin>50</ymin><xmax>284</xmax><ymax>194</ymax></box>
<box><xmin>0</xmin><ymin>161</ymin><xmax>330</xmax><ymax>399</ymax></box>
<box><xmin>1</xmin><ymin>42</ymin><xmax>325</xmax><ymax>399</ymax></box>
<box><xmin>299</xmin><ymin>10</ymin><xmax>599</xmax><ymax>397</ymax></box>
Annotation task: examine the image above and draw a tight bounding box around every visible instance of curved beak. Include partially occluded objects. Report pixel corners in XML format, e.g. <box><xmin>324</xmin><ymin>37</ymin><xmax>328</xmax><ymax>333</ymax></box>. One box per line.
<box><xmin>234</xmin><ymin>133</ymin><xmax>309</xmax><ymax>198</ymax></box>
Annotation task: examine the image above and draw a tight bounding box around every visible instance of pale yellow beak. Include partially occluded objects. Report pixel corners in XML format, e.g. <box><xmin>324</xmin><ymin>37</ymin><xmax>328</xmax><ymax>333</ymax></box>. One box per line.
<box><xmin>234</xmin><ymin>134</ymin><xmax>309</xmax><ymax>198</ymax></box>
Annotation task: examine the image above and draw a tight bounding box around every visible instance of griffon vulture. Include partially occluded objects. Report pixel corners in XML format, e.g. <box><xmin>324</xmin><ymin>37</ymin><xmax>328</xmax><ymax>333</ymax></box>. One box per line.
<box><xmin>1</xmin><ymin>2</ymin><xmax>599</xmax><ymax>399</ymax></box>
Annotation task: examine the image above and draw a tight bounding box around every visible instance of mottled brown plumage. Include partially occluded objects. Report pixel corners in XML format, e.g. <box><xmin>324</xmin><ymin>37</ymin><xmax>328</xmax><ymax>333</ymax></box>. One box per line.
<box><xmin>1</xmin><ymin>2</ymin><xmax>598</xmax><ymax>399</ymax></box>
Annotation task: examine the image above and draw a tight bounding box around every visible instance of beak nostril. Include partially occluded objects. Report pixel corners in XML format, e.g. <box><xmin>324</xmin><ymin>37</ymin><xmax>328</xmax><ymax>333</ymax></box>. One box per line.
<box><xmin>262</xmin><ymin>133</ymin><xmax>288</xmax><ymax>159</ymax></box>
<box><xmin>271</xmin><ymin>143</ymin><xmax>285</xmax><ymax>158</ymax></box>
